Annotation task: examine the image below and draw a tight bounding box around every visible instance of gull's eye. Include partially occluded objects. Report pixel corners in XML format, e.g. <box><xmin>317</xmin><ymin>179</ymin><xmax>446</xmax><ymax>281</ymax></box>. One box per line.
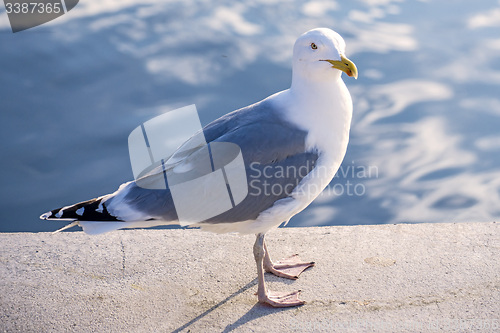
<box><xmin>310</xmin><ymin>43</ymin><xmax>317</xmax><ymax>50</ymax></box>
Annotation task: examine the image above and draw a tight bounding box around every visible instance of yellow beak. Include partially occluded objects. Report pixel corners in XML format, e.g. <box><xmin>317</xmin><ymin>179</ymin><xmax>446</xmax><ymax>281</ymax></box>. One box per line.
<box><xmin>322</xmin><ymin>55</ymin><xmax>358</xmax><ymax>79</ymax></box>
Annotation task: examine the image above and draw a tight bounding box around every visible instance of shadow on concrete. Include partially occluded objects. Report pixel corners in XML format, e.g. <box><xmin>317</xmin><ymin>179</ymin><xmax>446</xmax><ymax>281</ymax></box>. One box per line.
<box><xmin>222</xmin><ymin>302</ymin><xmax>296</xmax><ymax>332</ymax></box>
<box><xmin>171</xmin><ymin>278</ymin><xmax>258</xmax><ymax>333</ymax></box>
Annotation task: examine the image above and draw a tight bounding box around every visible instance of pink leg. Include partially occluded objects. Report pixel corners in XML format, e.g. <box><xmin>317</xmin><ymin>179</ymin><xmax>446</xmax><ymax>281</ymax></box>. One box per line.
<box><xmin>263</xmin><ymin>241</ymin><xmax>315</xmax><ymax>280</ymax></box>
<box><xmin>254</xmin><ymin>233</ymin><xmax>305</xmax><ymax>307</ymax></box>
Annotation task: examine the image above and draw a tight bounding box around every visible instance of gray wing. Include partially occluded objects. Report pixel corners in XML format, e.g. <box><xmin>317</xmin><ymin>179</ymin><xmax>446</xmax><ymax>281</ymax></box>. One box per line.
<box><xmin>115</xmin><ymin>99</ymin><xmax>319</xmax><ymax>223</ymax></box>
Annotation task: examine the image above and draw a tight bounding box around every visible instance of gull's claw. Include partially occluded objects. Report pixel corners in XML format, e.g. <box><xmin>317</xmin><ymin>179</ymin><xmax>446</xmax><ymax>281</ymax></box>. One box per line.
<box><xmin>258</xmin><ymin>290</ymin><xmax>306</xmax><ymax>308</ymax></box>
<box><xmin>264</xmin><ymin>254</ymin><xmax>315</xmax><ymax>280</ymax></box>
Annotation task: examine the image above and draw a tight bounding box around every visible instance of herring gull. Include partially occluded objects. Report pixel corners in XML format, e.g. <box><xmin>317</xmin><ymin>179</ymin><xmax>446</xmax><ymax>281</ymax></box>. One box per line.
<box><xmin>41</xmin><ymin>27</ymin><xmax>358</xmax><ymax>307</ymax></box>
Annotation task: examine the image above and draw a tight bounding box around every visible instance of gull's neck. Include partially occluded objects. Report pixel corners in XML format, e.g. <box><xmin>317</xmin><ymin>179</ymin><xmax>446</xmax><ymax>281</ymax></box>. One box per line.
<box><xmin>290</xmin><ymin>74</ymin><xmax>344</xmax><ymax>108</ymax></box>
<box><xmin>277</xmin><ymin>73</ymin><xmax>353</xmax><ymax>156</ymax></box>
<box><xmin>266</xmin><ymin>71</ymin><xmax>354</xmax><ymax>205</ymax></box>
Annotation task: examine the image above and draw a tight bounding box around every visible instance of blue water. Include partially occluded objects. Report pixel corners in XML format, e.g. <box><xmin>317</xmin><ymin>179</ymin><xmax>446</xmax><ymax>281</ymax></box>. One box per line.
<box><xmin>1</xmin><ymin>0</ymin><xmax>499</xmax><ymax>232</ymax></box>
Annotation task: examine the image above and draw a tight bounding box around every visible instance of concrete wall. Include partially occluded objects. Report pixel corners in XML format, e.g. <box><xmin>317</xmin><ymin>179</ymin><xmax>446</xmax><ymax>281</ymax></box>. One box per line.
<box><xmin>1</xmin><ymin>222</ymin><xmax>498</xmax><ymax>332</ymax></box>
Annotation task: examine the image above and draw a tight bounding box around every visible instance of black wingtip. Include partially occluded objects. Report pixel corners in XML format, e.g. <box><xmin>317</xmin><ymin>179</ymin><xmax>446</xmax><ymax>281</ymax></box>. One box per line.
<box><xmin>40</xmin><ymin>211</ymin><xmax>52</xmax><ymax>220</ymax></box>
<box><xmin>40</xmin><ymin>198</ymin><xmax>121</xmax><ymax>222</ymax></box>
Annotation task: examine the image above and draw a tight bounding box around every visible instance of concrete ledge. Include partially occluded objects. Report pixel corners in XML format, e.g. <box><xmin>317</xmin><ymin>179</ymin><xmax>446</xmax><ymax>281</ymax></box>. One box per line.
<box><xmin>1</xmin><ymin>222</ymin><xmax>498</xmax><ymax>332</ymax></box>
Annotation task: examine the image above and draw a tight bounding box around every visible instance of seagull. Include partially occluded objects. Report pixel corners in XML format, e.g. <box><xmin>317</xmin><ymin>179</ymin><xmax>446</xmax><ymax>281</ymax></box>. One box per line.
<box><xmin>41</xmin><ymin>28</ymin><xmax>357</xmax><ymax>307</ymax></box>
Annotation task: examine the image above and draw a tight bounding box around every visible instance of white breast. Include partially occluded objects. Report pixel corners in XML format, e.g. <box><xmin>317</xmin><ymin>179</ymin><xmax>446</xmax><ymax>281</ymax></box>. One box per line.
<box><xmin>264</xmin><ymin>81</ymin><xmax>353</xmax><ymax>219</ymax></box>
<box><xmin>199</xmin><ymin>81</ymin><xmax>353</xmax><ymax>235</ymax></box>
